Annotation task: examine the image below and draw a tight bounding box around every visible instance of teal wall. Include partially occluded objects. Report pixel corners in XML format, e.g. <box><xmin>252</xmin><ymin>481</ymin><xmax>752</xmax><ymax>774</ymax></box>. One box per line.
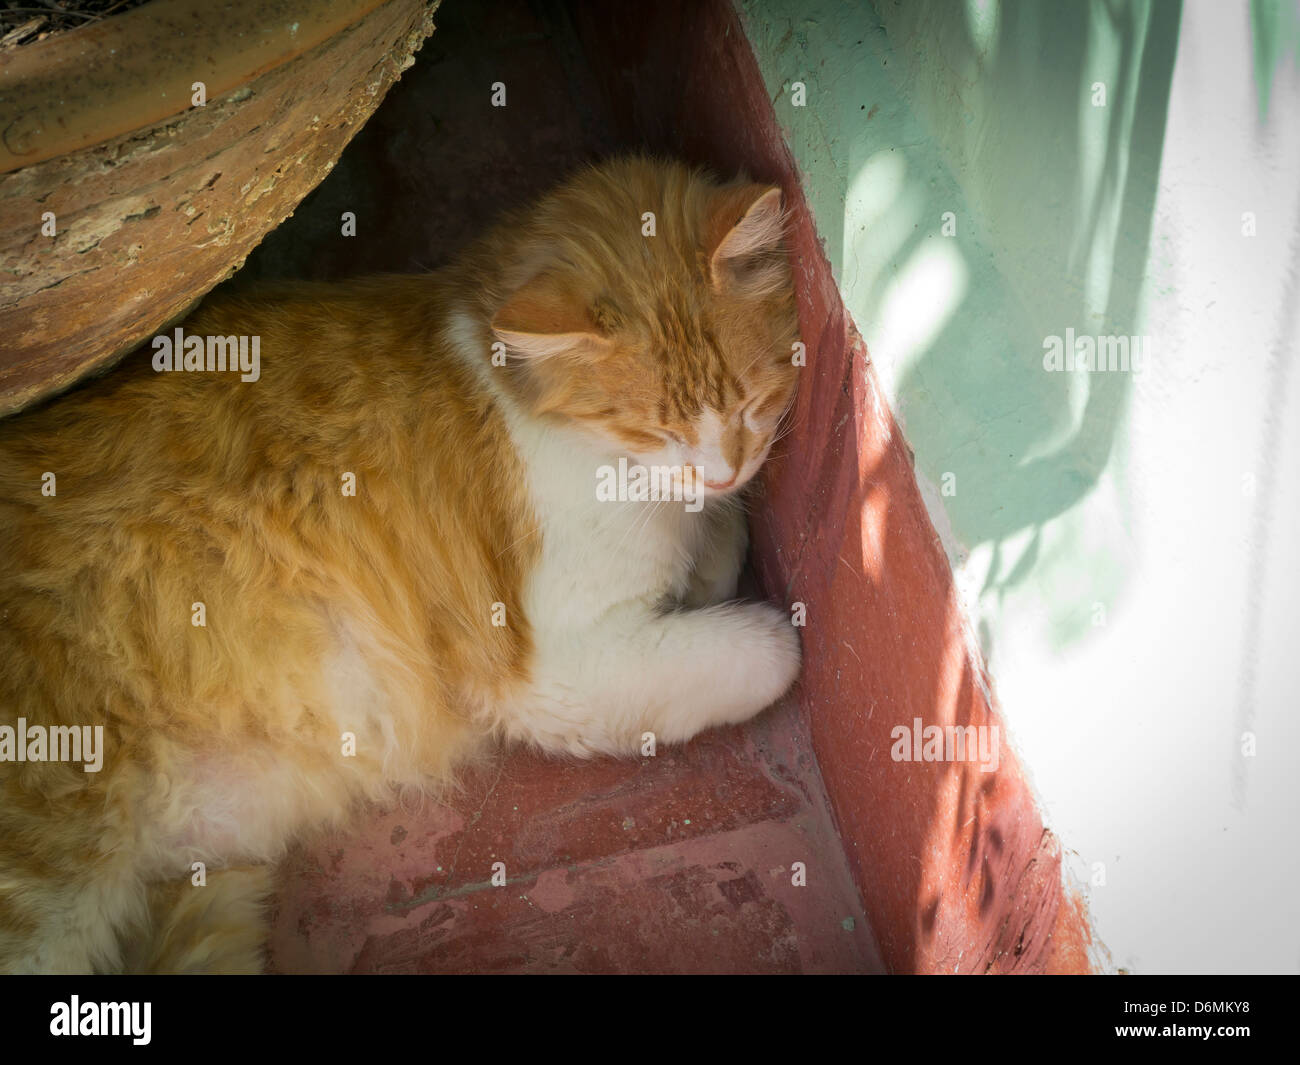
<box><xmin>738</xmin><ymin>0</ymin><xmax>1300</xmax><ymax>974</ymax></box>
<box><xmin>738</xmin><ymin>0</ymin><xmax>1180</xmax><ymax>652</ymax></box>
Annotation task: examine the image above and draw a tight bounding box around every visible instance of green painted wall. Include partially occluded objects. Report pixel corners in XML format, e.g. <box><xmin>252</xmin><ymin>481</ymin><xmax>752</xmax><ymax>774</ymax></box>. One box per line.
<box><xmin>738</xmin><ymin>0</ymin><xmax>1300</xmax><ymax>974</ymax></box>
<box><xmin>738</xmin><ymin>0</ymin><xmax>1176</xmax><ymax>651</ymax></box>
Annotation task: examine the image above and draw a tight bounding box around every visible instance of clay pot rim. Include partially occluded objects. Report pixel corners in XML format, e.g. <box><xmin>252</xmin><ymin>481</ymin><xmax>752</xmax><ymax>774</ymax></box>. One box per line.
<box><xmin>0</xmin><ymin>0</ymin><xmax>395</xmax><ymax>175</ymax></box>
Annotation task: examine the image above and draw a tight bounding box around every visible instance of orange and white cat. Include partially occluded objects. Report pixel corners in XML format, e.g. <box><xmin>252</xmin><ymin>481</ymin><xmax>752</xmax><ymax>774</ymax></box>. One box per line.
<box><xmin>0</xmin><ymin>156</ymin><xmax>802</xmax><ymax>973</ymax></box>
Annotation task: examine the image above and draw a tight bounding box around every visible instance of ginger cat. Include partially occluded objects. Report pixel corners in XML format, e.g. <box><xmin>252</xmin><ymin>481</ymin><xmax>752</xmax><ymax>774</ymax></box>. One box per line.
<box><xmin>0</xmin><ymin>156</ymin><xmax>802</xmax><ymax>973</ymax></box>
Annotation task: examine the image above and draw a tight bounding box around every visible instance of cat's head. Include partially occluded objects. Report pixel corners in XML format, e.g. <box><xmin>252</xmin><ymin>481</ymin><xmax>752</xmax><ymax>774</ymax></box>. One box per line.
<box><xmin>489</xmin><ymin>157</ymin><xmax>800</xmax><ymax>498</ymax></box>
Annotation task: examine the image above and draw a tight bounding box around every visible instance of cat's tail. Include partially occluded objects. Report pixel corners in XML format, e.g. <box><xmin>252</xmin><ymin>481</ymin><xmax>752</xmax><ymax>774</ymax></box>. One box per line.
<box><xmin>122</xmin><ymin>866</ymin><xmax>273</xmax><ymax>975</ymax></box>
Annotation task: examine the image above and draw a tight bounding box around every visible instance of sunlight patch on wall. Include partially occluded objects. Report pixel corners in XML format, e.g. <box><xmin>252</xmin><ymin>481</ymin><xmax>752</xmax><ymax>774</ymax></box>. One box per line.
<box><xmin>963</xmin><ymin>0</ymin><xmax>999</xmax><ymax>63</ymax></box>
<box><xmin>869</xmin><ymin>238</ymin><xmax>969</xmax><ymax>402</ymax></box>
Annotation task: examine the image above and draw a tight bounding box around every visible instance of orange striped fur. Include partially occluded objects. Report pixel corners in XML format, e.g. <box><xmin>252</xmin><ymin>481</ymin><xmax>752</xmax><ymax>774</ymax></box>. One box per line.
<box><xmin>0</xmin><ymin>156</ymin><xmax>801</xmax><ymax>972</ymax></box>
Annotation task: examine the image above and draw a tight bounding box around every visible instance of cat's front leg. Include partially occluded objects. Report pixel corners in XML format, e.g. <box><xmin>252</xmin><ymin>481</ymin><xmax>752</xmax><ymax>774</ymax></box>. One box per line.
<box><xmin>683</xmin><ymin>498</ymin><xmax>749</xmax><ymax>607</ymax></box>
<box><xmin>516</xmin><ymin>598</ymin><xmax>801</xmax><ymax>756</ymax></box>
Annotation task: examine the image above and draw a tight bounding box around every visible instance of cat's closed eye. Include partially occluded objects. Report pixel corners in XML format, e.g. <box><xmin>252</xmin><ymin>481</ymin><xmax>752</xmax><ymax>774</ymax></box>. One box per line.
<box><xmin>742</xmin><ymin>390</ymin><xmax>790</xmax><ymax>429</ymax></box>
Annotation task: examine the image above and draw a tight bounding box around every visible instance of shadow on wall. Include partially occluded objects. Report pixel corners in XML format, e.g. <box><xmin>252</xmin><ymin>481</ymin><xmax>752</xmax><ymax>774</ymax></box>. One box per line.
<box><xmin>1238</xmin><ymin>0</ymin><xmax>1300</xmax><ymax>807</ymax></box>
<box><xmin>744</xmin><ymin>0</ymin><xmax>1183</xmax><ymax>658</ymax></box>
<box><xmin>885</xmin><ymin>0</ymin><xmax>1181</xmax><ymax>657</ymax></box>
<box><xmin>1251</xmin><ymin>0</ymin><xmax>1300</xmax><ymax>120</ymax></box>
<box><xmin>235</xmin><ymin>0</ymin><xmax>619</xmax><ymax>283</ymax></box>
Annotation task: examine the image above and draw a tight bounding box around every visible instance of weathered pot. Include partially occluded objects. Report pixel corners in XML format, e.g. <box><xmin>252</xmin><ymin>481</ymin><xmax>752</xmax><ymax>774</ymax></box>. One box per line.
<box><xmin>0</xmin><ymin>0</ymin><xmax>438</xmax><ymax>415</ymax></box>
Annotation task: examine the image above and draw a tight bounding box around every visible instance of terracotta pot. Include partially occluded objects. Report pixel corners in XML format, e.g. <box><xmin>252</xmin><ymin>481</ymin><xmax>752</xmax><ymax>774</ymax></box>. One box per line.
<box><xmin>0</xmin><ymin>0</ymin><xmax>439</xmax><ymax>415</ymax></box>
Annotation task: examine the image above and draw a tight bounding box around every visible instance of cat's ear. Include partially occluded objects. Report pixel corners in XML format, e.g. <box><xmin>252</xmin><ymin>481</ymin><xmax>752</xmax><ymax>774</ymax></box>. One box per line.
<box><xmin>491</xmin><ymin>272</ymin><xmax>612</xmax><ymax>359</ymax></box>
<box><xmin>707</xmin><ymin>184</ymin><xmax>786</xmax><ymax>289</ymax></box>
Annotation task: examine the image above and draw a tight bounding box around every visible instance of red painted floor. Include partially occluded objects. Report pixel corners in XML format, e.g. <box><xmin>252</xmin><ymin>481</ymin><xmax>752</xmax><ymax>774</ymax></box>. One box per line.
<box><xmin>269</xmin><ymin>696</ymin><xmax>882</xmax><ymax>973</ymax></box>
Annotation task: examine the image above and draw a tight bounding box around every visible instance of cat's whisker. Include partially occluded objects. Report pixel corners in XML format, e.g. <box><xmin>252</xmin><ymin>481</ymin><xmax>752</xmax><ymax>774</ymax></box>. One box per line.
<box><xmin>768</xmin><ymin>417</ymin><xmax>799</xmax><ymax>448</ymax></box>
<box><xmin>734</xmin><ymin>349</ymin><xmax>768</xmax><ymax>381</ymax></box>
<box><xmin>617</xmin><ymin>496</ymin><xmax>666</xmax><ymax>556</ymax></box>
<box><xmin>495</xmin><ymin>512</ymin><xmax>551</xmax><ymax>559</ymax></box>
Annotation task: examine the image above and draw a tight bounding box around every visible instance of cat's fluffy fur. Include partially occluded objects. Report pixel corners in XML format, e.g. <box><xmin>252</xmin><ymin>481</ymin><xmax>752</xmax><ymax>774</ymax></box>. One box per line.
<box><xmin>0</xmin><ymin>156</ymin><xmax>802</xmax><ymax>973</ymax></box>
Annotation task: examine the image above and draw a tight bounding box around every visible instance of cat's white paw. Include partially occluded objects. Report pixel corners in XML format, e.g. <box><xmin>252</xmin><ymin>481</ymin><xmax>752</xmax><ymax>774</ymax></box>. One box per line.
<box><xmin>683</xmin><ymin>601</ymin><xmax>801</xmax><ymax>732</ymax></box>
<box><xmin>732</xmin><ymin>601</ymin><xmax>802</xmax><ymax>712</ymax></box>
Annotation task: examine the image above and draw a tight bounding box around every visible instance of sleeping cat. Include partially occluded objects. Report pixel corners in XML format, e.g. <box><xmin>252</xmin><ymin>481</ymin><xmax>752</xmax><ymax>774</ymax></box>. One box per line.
<box><xmin>0</xmin><ymin>155</ymin><xmax>802</xmax><ymax>973</ymax></box>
